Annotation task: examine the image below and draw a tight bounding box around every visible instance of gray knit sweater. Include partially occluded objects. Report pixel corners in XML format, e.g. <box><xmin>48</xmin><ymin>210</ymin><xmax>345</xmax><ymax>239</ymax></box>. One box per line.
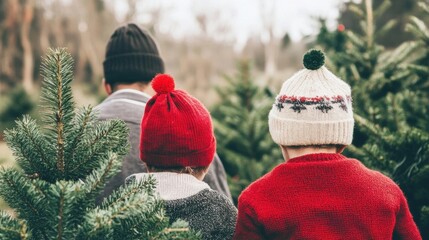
<box><xmin>166</xmin><ymin>189</ymin><xmax>237</xmax><ymax>240</ymax></box>
<box><xmin>128</xmin><ymin>173</ymin><xmax>237</xmax><ymax>240</ymax></box>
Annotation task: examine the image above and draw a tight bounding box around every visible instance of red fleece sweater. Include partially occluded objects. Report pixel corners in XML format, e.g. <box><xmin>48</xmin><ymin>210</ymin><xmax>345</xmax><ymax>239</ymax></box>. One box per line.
<box><xmin>233</xmin><ymin>153</ymin><xmax>421</xmax><ymax>240</ymax></box>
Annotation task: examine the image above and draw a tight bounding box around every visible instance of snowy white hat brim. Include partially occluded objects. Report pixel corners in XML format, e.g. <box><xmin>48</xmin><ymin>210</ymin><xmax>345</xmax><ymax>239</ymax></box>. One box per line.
<box><xmin>269</xmin><ymin>110</ymin><xmax>354</xmax><ymax>146</ymax></box>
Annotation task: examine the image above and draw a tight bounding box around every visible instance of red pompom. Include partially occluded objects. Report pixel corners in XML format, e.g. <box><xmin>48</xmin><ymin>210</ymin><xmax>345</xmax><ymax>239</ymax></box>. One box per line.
<box><xmin>151</xmin><ymin>74</ymin><xmax>175</xmax><ymax>94</ymax></box>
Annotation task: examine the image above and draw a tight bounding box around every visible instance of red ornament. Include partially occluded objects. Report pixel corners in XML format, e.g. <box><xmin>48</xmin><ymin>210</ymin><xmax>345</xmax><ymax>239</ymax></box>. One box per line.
<box><xmin>151</xmin><ymin>74</ymin><xmax>175</xmax><ymax>94</ymax></box>
<box><xmin>338</xmin><ymin>24</ymin><xmax>345</xmax><ymax>32</ymax></box>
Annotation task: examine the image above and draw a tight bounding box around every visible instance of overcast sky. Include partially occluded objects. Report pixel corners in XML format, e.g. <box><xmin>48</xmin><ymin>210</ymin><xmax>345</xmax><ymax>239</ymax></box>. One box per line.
<box><xmin>111</xmin><ymin>0</ymin><xmax>350</xmax><ymax>50</ymax></box>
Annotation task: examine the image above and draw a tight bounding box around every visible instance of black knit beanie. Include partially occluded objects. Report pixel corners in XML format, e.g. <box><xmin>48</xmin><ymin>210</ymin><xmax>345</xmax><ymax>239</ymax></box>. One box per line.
<box><xmin>103</xmin><ymin>23</ymin><xmax>165</xmax><ymax>84</ymax></box>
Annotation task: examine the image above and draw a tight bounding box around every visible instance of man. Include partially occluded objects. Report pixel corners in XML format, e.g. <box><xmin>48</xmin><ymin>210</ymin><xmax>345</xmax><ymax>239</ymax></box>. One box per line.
<box><xmin>95</xmin><ymin>23</ymin><xmax>231</xmax><ymax>202</ymax></box>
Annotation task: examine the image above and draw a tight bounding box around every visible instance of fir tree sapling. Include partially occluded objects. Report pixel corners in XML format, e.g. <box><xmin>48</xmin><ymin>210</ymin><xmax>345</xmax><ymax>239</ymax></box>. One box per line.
<box><xmin>315</xmin><ymin>1</ymin><xmax>429</xmax><ymax>236</ymax></box>
<box><xmin>0</xmin><ymin>48</ymin><xmax>199</xmax><ymax>240</ymax></box>
<box><xmin>211</xmin><ymin>60</ymin><xmax>282</xmax><ymax>204</ymax></box>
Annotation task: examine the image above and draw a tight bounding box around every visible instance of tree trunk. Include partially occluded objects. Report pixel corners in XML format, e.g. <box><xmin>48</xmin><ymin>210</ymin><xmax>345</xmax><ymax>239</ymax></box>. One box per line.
<box><xmin>365</xmin><ymin>0</ymin><xmax>374</xmax><ymax>47</ymax></box>
<box><xmin>21</xmin><ymin>0</ymin><xmax>34</xmax><ymax>93</ymax></box>
<box><xmin>38</xmin><ymin>10</ymin><xmax>50</xmax><ymax>52</ymax></box>
<box><xmin>79</xmin><ymin>25</ymin><xmax>102</xmax><ymax>80</ymax></box>
<box><xmin>78</xmin><ymin>1</ymin><xmax>102</xmax><ymax>81</ymax></box>
<box><xmin>2</xmin><ymin>0</ymin><xmax>19</xmax><ymax>80</ymax></box>
<box><xmin>264</xmin><ymin>27</ymin><xmax>277</xmax><ymax>79</ymax></box>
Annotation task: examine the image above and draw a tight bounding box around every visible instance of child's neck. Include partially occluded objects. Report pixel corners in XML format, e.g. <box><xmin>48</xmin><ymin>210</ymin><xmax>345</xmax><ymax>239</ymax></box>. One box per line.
<box><xmin>282</xmin><ymin>146</ymin><xmax>339</xmax><ymax>162</ymax></box>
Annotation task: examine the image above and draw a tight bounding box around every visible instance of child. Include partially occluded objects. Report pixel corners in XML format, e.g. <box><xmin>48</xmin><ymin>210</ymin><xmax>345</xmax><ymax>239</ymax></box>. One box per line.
<box><xmin>127</xmin><ymin>74</ymin><xmax>237</xmax><ymax>240</ymax></box>
<box><xmin>233</xmin><ymin>50</ymin><xmax>422</xmax><ymax>239</ymax></box>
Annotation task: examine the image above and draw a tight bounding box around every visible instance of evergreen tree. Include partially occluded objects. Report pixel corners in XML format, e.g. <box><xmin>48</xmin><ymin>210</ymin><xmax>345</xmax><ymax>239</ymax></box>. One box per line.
<box><xmin>316</xmin><ymin>1</ymin><xmax>429</xmax><ymax>236</ymax></box>
<box><xmin>0</xmin><ymin>87</ymin><xmax>34</xmax><ymax>134</ymax></box>
<box><xmin>338</xmin><ymin>0</ymin><xmax>429</xmax><ymax>47</ymax></box>
<box><xmin>211</xmin><ymin>60</ymin><xmax>282</xmax><ymax>204</ymax></box>
<box><xmin>0</xmin><ymin>48</ymin><xmax>199</xmax><ymax>240</ymax></box>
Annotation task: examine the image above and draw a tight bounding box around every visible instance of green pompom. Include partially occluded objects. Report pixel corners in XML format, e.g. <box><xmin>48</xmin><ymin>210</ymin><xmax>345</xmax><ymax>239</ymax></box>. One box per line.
<box><xmin>303</xmin><ymin>49</ymin><xmax>325</xmax><ymax>70</ymax></box>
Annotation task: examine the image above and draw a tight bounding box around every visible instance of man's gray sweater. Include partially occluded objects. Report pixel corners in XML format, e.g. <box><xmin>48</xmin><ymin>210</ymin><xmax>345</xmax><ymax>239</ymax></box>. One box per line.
<box><xmin>95</xmin><ymin>89</ymin><xmax>232</xmax><ymax>202</ymax></box>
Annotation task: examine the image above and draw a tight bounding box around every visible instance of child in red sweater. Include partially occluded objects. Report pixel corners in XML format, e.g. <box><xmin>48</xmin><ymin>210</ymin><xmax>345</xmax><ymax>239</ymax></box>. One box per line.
<box><xmin>233</xmin><ymin>50</ymin><xmax>422</xmax><ymax>240</ymax></box>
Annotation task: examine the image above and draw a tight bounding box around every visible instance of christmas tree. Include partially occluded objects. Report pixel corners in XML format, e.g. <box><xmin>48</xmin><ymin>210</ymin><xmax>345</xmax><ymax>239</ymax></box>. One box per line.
<box><xmin>316</xmin><ymin>0</ymin><xmax>429</xmax><ymax>236</ymax></box>
<box><xmin>0</xmin><ymin>48</ymin><xmax>199</xmax><ymax>240</ymax></box>
<box><xmin>211</xmin><ymin>60</ymin><xmax>283</xmax><ymax>204</ymax></box>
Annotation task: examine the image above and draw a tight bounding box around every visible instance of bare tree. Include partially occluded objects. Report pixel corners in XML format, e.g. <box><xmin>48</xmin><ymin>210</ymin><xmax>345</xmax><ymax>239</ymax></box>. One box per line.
<box><xmin>259</xmin><ymin>0</ymin><xmax>279</xmax><ymax>80</ymax></box>
<box><xmin>1</xmin><ymin>0</ymin><xmax>19</xmax><ymax>82</ymax></box>
<box><xmin>21</xmin><ymin>0</ymin><xmax>35</xmax><ymax>93</ymax></box>
<box><xmin>125</xmin><ymin>0</ymin><xmax>138</xmax><ymax>22</ymax></box>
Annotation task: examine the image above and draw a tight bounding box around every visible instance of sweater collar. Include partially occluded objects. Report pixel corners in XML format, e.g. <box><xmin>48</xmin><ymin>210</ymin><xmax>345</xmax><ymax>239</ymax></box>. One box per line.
<box><xmin>287</xmin><ymin>153</ymin><xmax>347</xmax><ymax>164</ymax></box>
<box><xmin>107</xmin><ymin>89</ymin><xmax>151</xmax><ymax>103</ymax></box>
<box><xmin>130</xmin><ymin>172</ymin><xmax>210</xmax><ymax>201</ymax></box>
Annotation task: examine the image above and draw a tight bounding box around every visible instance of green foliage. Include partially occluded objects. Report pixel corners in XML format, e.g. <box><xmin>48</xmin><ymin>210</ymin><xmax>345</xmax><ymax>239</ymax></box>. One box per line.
<box><xmin>0</xmin><ymin>211</ymin><xmax>28</xmax><ymax>240</ymax></box>
<box><xmin>315</xmin><ymin>19</ymin><xmax>347</xmax><ymax>52</ymax></box>
<box><xmin>0</xmin><ymin>87</ymin><xmax>34</xmax><ymax>133</ymax></box>
<box><xmin>338</xmin><ymin>0</ymin><xmax>429</xmax><ymax>47</ymax></box>
<box><xmin>422</xmin><ymin>205</ymin><xmax>429</xmax><ymax>232</ymax></box>
<box><xmin>316</xmin><ymin>1</ymin><xmax>429</xmax><ymax>237</ymax></box>
<box><xmin>0</xmin><ymin>48</ymin><xmax>199</xmax><ymax>239</ymax></box>
<box><xmin>211</xmin><ymin>60</ymin><xmax>282</xmax><ymax>204</ymax></box>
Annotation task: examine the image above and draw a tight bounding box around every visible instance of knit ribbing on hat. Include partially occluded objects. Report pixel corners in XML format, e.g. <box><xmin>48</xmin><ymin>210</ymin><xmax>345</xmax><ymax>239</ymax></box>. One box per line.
<box><xmin>268</xmin><ymin>55</ymin><xmax>354</xmax><ymax>146</ymax></box>
<box><xmin>140</xmin><ymin>75</ymin><xmax>216</xmax><ymax>167</ymax></box>
<box><xmin>269</xmin><ymin>113</ymin><xmax>354</xmax><ymax>145</ymax></box>
<box><xmin>104</xmin><ymin>53</ymin><xmax>164</xmax><ymax>83</ymax></box>
<box><xmin>103</xmin><ymin>24</ymin><xmax>165</xmax><ymax>84</ymax></box>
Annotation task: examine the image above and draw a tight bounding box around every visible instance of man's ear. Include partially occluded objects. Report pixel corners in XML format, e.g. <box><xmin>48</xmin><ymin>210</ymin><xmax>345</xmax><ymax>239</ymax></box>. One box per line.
<box><xmin>102</xmin><ymin>78</ymin><xmax>113</xmax><ymax>95</ymax></box>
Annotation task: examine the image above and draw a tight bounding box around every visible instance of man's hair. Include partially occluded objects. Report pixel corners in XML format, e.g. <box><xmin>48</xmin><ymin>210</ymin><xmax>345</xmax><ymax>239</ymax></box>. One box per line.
<box><xmin>146</xmin><ymin>165</ymin><xmax>209</xmax><ymax>179</ymax></box>
<box><xmin>108</xmin><ymin>76</ymin><xmax>154</xmax><ymax>91</ymax></box>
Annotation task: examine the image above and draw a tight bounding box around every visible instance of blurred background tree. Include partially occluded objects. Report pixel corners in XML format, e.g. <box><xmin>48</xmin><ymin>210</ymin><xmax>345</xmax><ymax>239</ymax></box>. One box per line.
<box><xmin>0</xmin><ymin>88</ymin><xmax>34</xmax><ymax>135</ymax></box>
<box><xmin>315</xmin><ymin>0</ymin><xmax>429</xmax><ymax>236</ymax></box>
<box><xmin>211</xmin><ymin>60</ymin><xmax>283</xmax><ymax>204</ymax></box>
<box><xmin>339</xmin><ymin>0</ymin><xmax>429</xmax><ymax>47</ymax></box>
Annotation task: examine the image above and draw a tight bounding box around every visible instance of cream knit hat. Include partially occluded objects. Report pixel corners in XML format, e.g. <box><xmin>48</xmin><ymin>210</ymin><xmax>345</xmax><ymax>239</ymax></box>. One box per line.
<box><xmin>268</xmin><ymin>49</ymin><xmax>354</xmax><ymax>146</ymax></box>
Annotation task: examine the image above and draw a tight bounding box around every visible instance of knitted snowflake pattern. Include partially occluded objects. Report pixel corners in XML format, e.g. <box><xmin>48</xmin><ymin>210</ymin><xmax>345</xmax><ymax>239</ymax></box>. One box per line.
<box><xmin>275</xmin><ymin>95</ymin><xmax>351</xmax><ymax>113</ymax></box>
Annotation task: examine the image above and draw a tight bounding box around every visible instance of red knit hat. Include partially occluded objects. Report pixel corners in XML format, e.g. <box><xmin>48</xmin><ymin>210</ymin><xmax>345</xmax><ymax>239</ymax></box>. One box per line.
<box><xmin>140</xmin><ymin>74</ymin><xmax>216</xmax><ymax>167</ymax></box>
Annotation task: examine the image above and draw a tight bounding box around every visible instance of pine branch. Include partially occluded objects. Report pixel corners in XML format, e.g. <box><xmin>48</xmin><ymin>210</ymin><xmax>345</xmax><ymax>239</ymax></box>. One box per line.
<box><xmin>4</xmin><ymin>116</ymin><xmax>54</xmax><ymax>180</ymax></box>
<box><xmin>354</xmin><ymin>113</ymin><xmax>382</xmax><ymax>137</ymax></box>
<box><xmin>101</xmin><ymin>176</ymin><xmax>156</xmax><ymax>210</ymax></box>
<box><xmin>78</xmin><ymin>179</ymin><xmax>158</xmax><ymax>239</ymax></box>
<box><xmin>68</xmin><ymin>119</ymin><xmax>128</xmax><ymax>178</ymax></box>
<box><xmin>0</xmin><ymin>169</ymin><xmax>50</xmax><ymax>238</ymax></box>
<box><xmin>83</xmin><ymin>152</ymin><xmax>121</xmax><ymax>198</ymax></box>
<box><xmin>407</xmin><ymin>16</ymin><xmax>429</xmax><ymax>40</ymax></box>
<box><xmin>155</xmin><ymin>219</ymin><xmax>201</xmax><ymax>240</ymax></box>
<box><xmin>90</xmin><ymin>177</ymin><xmax>166</xmax><ymax>239</ymax></box>
<box><xmin>40</xmin><ymin>48</ymin><xmax>75</xmax><ymax>176</ymax></box>
<box><xmin>58</xmin><ymin>153</ymin><xmax>122</xmax><ymax>235</ymax></box>
<box><xmin>0</xmin><ymin>211</ymin><xmax>29</xmax><ymax>240</ymax></box>
<box><xmin>56</xmin><ymin>182</ymin><xmax>65</xmax><ymax>240</ymax></box>
<box><xmin>64</xmin><ymin>106</ymin><xmax>95</xmax><ymax>168</ymax></box>
<box><xmin>86</xmin><ymin>120</ymin><xmax>128</xmax><ymax>152</ymax></box>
